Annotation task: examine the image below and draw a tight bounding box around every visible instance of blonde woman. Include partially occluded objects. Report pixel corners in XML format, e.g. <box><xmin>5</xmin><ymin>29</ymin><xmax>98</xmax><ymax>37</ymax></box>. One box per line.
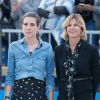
<box><xmin>55</xmin><ymin>14</ymin><xmax>100</xmax><ymax>100</ymax></box>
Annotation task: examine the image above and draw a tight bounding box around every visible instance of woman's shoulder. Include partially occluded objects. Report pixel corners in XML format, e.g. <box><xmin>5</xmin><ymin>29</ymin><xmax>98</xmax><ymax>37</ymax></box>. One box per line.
<box><xmin>82</xmin><ymin>40</ymin><xmax>98</xmax><ymax>53</ymax></box>
<box><xmin>42</xmin><ymin>40</ymin><xmax>51</xmax><ymax>46</ymax></box>
<box><xmin>55</xmin><ymin>44</ymin><xmax>65</xmax><ymax>52</ymax></box>
<box><xmin>9</xmin><ymin>39</ymin><xmax>23</xmax><ymax>47</ymax></box>
<box><xmin>41</xmin><ymin>40</ymin><xmax>53</xmax><ymax>51</ymax></box>
<box><xmin>56</xmin><ymin>44</ymin><xmax>64</xmax><ymax>48</ymax></box>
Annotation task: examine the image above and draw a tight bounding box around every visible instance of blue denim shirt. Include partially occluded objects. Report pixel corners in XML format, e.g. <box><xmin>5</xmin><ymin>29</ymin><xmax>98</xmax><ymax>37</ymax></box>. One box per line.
<box><xmin>5</xmin><ymin>38</ymin><xmax>55</xmax><ymax>92</ymax></box>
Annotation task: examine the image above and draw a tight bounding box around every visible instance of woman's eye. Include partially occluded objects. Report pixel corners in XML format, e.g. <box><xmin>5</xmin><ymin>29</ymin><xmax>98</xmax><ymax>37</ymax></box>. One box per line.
<box><xmin>23</xmin><ymin>23</ymin><xmax>28</xmax><ymax>26</ymax></box>
<box><xmin>67</xmin><ymin>24</ymin><xmax>71</xmax><ymax>27</ymax></box>
<box><xmin>67</xmin><ymin>24</ymin><xmax>79</xmax><ymax>27</ymax></box>
<box><xmin>30</xmin><ymin>23</ymin><xmax>35</xmax><ymax>26</ymax></box>
<box><xmin>23</xmin><ymin>23</ymin><xmax>35</xmax><ymax>26</ymax></box>
<box><xmin>74</xmin><ymin>24</ymin><xmax>78</xmax><ymax>26</ymax></box>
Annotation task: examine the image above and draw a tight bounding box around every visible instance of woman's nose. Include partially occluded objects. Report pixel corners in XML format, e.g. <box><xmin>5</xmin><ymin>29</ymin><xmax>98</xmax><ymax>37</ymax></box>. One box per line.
<box><xmin>26</xmin><ymin>24</ymin><xmax>31</xmax><ymax>28</ymax></box>
<box><xmin>70</xmin><ymin>25</ymin><xmax>74</xmax><ymax>28</ymax></box>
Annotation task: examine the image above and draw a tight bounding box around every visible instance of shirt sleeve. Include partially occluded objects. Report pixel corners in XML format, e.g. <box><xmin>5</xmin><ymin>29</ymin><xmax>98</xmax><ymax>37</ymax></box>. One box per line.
<box><xmin>45</xmin><ymin>44</ymin><xmax>55</xmax><ymax>93</ymax></box>
<box><xmin>5</xmin><ymin>43</ymin><xmax>15</xmax><ymax>87</ymax></box>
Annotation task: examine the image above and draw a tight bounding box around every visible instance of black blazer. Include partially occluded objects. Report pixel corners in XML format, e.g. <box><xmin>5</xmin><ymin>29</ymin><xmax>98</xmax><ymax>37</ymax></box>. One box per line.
<box><xmin>55</xmin><ymin>40</ymin><xmax>100</xmax><ymax>98</ymax></box>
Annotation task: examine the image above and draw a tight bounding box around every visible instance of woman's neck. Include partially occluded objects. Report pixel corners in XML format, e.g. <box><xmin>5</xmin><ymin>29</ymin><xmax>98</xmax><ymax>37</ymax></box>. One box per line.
<box><xmin>25</xmin><ymin>37</ymin><xmax>39</xmax><ymax>52</ymax></box>
<box><xmin>25</xmin><ymin>37</ymin><xmax>38</xmax><ymax>45</ymax></box>
<box><xmin>69</xmin><ymin>38</ymin><xmax>80</xmax><ymax>52</ymax></box>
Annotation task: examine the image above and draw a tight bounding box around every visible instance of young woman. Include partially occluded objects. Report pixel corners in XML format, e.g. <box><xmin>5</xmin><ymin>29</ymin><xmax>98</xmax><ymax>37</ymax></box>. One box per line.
<box><xmin>55</xmin><ymin>14</ymin><xmax>100</xmax><ymax>100</ymax></box>
<box><xmin>4</xmin><ymin>12</ymin><xmax>55</xmax><ymax>100</ymax></box>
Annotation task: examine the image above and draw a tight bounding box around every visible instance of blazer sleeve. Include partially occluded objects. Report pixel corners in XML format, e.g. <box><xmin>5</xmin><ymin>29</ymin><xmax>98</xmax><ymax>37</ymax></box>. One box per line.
<box><xmin>90</xmin><ymin>47</ymin><xmax>100</xmax><ymax>98</ymax></box>
<box><xmin>55</xmin><ymin>47</ymin><xmax>61</xmax><ymax>86</ymax></box>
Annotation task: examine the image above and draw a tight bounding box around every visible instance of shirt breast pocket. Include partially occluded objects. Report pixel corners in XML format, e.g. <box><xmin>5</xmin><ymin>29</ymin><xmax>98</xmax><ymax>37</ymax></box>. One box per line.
<box><xmin>32</xmin><ymin>56</ymin><xmax>46</xmax><ymax>70</ymax></box>
<box><xmin>15</xmin><ymin>53</ymin><xmax>29</xmax><ymax>67</ymax></box>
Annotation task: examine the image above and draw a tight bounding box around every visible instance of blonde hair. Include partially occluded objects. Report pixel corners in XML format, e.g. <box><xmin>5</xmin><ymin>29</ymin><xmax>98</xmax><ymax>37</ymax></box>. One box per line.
<box><xmin>62</xmin><ymin>14</ymin><xmax>87</xmax><ymax>41</ymax></box>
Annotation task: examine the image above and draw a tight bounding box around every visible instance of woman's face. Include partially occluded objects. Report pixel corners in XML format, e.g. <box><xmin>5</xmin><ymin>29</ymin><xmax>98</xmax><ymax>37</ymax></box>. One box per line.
<box><xmin>66</xmin><ymin>18</ymin><xmax>82</xmax><ymax>40</ymax></box>
<box><xmin>22</xmin><ymin>17</ymin><xmax>39</xmax><ymax>39</ymax></box>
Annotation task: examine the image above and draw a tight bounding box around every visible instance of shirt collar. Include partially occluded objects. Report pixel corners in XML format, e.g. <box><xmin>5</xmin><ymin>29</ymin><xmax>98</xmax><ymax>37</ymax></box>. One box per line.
<box><xmin>19</xmin><ymin>38</ymin><xmax>25</xmax><ymax>44</ymax></box>
<box><xmin>19</xmin><ymin>37</ymin><xmax>43</xmax><ymax>47</ymax></box>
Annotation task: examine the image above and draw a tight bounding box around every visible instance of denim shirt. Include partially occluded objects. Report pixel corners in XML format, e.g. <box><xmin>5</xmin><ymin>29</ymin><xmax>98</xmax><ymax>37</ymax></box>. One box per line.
<box><xmin>5</xmin><ymin>38</ymin><xmax>55</xmax><ymax>92</ymax></box>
